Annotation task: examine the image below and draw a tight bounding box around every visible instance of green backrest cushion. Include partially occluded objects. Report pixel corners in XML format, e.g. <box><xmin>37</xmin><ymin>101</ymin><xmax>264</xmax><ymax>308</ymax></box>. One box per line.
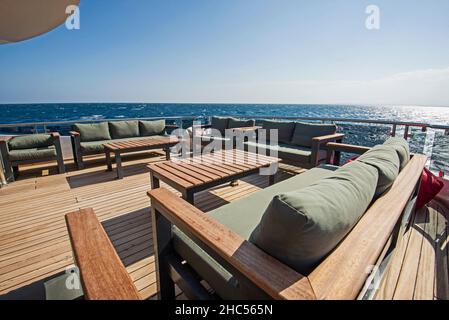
<box><xmin>383</xmin><ymin>137</ymin><xmax>410</xmax><ymax>171</ymax></box>
<box><xmin>227</xmin><ymin>118</ymin><xmax>255</xmax><ymax>129</ymax></box>
<box><xmin>108</xmin><ymin>120</ymin><xmax>139</xmax><ymax>139</ymax></box>
<box><xmin>211</xmin><ymin>117</ymin><xmax>229</xmax><ymax>135</ymax></box>
<box><xmin>262</xmin><ymin>120</ymin><xmax>296</xmax><ymax>143</ymax></box>
<box><xmin>357</xmin><ymin>144</ymin><xmax>400</xmax><ymax>196</ymax></box>
<box><xmin>73</xmin><ymin>122</ymin><xmax>111</xmax><ymax>142</ymax></box>
<box><xmin>249</xmin><ymin>161</ymin><xmax>378</xmax><ymax>274</ymax></box>
<box><xmin>8</xmin><ymin>134</ymin><xmax>53</xmax><ymax>150</ymax></box>
<box><xmin>290</xmin><ymin>122</ymin><xmax>337</xmax><ymax>147</ymax></box>
<box><xmin>139</xmin><ymin>120</ymin><xmax>166</xmax><ymax>136</ymax></box>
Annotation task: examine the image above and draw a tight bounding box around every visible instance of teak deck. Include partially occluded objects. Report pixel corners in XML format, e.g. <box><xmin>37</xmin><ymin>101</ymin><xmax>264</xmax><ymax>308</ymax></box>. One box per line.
<box><xmin>0</xmin><ymin>150</ymin><xmax>447</xmax><ymax>300</ymax></box>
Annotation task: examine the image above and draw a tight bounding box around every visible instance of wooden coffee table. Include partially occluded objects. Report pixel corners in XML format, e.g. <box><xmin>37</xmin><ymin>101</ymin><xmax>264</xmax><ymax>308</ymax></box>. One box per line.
<box><xmin>148</xmin><ymin>149</ymin><xmax>281</xmax><ymax>203</ymax></box>
<box><xmin>104</xmin><ymin>136</ymin><xmax>179</xmax><ymax>179</ymax></box>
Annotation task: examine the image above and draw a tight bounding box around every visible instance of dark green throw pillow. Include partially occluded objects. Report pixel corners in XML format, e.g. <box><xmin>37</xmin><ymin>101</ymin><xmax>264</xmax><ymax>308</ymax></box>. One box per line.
<box><xmin>291</xmin><ymin>122</ymin><xmax>337</xmax><ymax>147</ymax></box>
<box><xmin>249</xmin><ymin>161</ymin><xmax>378</xmax><ymax>274</ymax></box>
<box><xmin>108</xmin><ymin>121</ymin><xmax>139</xmax><ymax>139</ymax></box>
<box><xmin>211</xmin><ymin>117</ymin><xmax>229</xmax><ymax>135</ymax></box>
<box><xmin>8</xmin><ymin>134</ymin><xmax>53</xmax><ymax>150</ymax></box>
<box><xmin>139</xmin><ymin>120</ymin><xmax>166</xmax><ymax>136</ymax></box>
<box><xmin>261</xmin><ymin>121</ymin><xmax>295</xmax><ymax>143</ymax></box>
<box><xmin>227</xmin><ymin>118</ymin><xmax>255</xmax><ymax>129</ymax></box>
<box><xmin>73</xmin><ymin>122</ymin><xmax>111</xmax><ymax>142</ymax></box>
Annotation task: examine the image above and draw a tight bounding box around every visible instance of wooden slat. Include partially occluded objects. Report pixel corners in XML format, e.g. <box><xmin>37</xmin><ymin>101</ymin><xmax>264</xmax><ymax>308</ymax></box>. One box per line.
<box><xmin>65</xmin><ymin>208</ymin><xmax>141</xmax><ymax>300</ymax></box>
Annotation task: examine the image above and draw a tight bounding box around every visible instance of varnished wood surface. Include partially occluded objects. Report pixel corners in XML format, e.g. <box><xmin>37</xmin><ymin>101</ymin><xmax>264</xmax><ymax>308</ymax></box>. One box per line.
<box><xmin>104</xmin><ymin>136</ymin><xmax>179</xmax><ymax>153</ymax></box>
<box><xmin>66</xmin><ymin>208</ymin><xmax>141</xmax><ymax>300</ymax></box>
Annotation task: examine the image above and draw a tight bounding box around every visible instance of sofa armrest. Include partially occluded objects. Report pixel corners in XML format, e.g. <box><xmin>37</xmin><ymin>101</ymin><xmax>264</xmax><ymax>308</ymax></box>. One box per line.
<box><xmin>50</xmin><ymin>132</ymin><xmax>61</xmax><ymax>139</ymax></box>
<box><xmin>65</xmin><ymin>208</ymin><xmax>141</xmax><ymax>300</ymax></box>
<box><xmin>310</xmin><ymin>133</ymin><xmax>345</xmax><ymax>166</ymax></box>
<box><xmin>69</xmin><ymin>131</ymin><xmax>80</xmax><ymax>137</ymax></box>
<box><xmin>148</xmin><ymin>187</ymin><xmax>316</xmax><ymax>300</ymax></box>
<box><xmin>324</xmin><ymin>142</ymin><xmax>371</xmax><ymax>155</ymax></box>
<box><xmin>0</xmin><ymin>136</ymin><xmax>12</xmax><ymax>142</ymax></box>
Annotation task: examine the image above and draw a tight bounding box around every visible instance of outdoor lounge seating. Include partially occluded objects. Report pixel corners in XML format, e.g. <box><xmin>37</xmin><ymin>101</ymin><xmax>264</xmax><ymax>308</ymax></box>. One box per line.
<box><xmin>244</xmin><ymin>120</ymin><xmax>344</xmax><ymax>168</ymax></box>
<box><xmin>145</xmin><ymin>138</ymin><xmax>426</xmax><ymax>300</ymax></box>
<box><xmin>70</xmin><ymin>119</ymin><xmax>176</xmax><ymax>169</ymax></box>
<box><xmin>0</xmin><ymin>133</ymin><xmax>65</xmax><ymax>181</ymax></box>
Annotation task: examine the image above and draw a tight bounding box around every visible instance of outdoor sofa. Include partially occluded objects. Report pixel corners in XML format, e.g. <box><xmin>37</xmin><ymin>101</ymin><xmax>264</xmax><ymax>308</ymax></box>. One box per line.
<box><xmin>0</xmin><ymin>133</ymin><xmax>65</xmax><ymax>182</ymax></box>
<box><xmin>64</xmin><ymin>137</ymin><xmax>426</xmax><ymax>300</ymax></box>
<box><xmin>70</xmin><ymin>120</ymin><xmax>176</xmax><ymax>169</ymax></box>
<box><xmin>244</xmin><ymin>120</ymin><xmax>344</xmax><ymax>168</ymax></box>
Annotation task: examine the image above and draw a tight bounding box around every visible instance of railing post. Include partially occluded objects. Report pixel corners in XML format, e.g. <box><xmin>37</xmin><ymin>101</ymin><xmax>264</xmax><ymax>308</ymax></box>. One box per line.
<box><xmin>403</xmin><ymin>125</ymin><xmax>409</xmax><ymax>140</ymax></box>
<box><xmin>391</xmin><ymin>124</ymin><xmax>397</xmax><ymax>137</ymax></box>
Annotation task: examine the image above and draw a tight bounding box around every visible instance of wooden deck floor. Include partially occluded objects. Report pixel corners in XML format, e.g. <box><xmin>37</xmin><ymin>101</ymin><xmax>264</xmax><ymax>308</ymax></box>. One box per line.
<box><xmin>0</xmin><ymin>151</ymin><xmax>447</xmax><ymax>300</ymax></box>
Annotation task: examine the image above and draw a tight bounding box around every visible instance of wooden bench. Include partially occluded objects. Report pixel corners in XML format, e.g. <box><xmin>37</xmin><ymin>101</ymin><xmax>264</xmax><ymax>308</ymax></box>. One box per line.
<box><xmin>65</xmin><ymin>208</ymin><xmax>141</xmax><ymax>300</ymax></box>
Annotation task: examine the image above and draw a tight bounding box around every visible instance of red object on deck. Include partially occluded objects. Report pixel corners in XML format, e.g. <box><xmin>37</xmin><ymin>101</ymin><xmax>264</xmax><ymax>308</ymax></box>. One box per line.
<box><xmin>416</xmin><ymin>168</ymin><xmax>444</xmax><ymax>210</ymax></box>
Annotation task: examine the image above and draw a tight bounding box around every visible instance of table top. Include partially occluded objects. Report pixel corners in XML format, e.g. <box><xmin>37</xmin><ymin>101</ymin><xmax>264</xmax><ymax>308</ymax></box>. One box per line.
<box><xmin>148</xmin><ymin>149</ymin><xmax>281</xmax><ymax>189</ymax></box>
<box><xmin>104</xmin><ymin>136</ymin><xmax>179</xmax><ymax>152</ymax></box>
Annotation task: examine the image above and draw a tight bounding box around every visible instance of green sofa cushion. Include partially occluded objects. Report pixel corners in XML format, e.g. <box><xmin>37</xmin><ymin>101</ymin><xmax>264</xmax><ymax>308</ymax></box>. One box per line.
<box><xmin>139</xmin><ymin>120</ymin><xmax>166</xmax><ymax>136</ymax></box>
<box><xmin>261</xmin><ymin>120</ymin><xmax>296</xmax><ymax>144</ymax></box>
<box><xmin>8</xmin><ymin>146</ymin><xmax>56</xmax><ymax>161</ymax></box>
<box><xmin>80</xmin><ymin>136</ymin><xmax>167</xmax><ymax>154</ymax></box>
<box><xmin>211</xmin><ymin>117</ymin><xmax>229</xmax><ymax>135</ymax></box>
<box><xmin>227</xmin><ymin>118</ymin><xmax>255</xmax><ymax>129</ymax></box>
<box><xmin>357</xmin><ymin>144</ymin><xmax>400</xmax><ymax>196</ymax></box>
<box><xmin>8</xmin><ymin>134</ymin><xmax>53</xmax><ymax>150</ymax></box>
<box><xmin>383</xmin><ymin>137</ymin><xmax>410</xmax><ymax>171</ymax></box>
<box><xmin>244</xmin><ymin>141</ymin><xmax>327</xmax><ymax>164</ymax></box>
<box><xmin>290</xmin><ymin>122</ymin><xmax>337</xmax><ymax>147</ymax></box>
<box><xmin>73</xmin><ymin>122</ymin><xmax>111</xmax><ymax>142</ymax></box>
<box><xmin>172</xmin><ymin>165</ymin><xmax>335</xmax><ymax>299</ymax></box>
<box><xmin>108</xmin><ymin>121</ymin><xmax>139</xmax><ymax>139</ymax></box>
<box><xmin>249</xmin><ymin>161</ymin><xmax>378</xmax><ymax>274</ymax></box>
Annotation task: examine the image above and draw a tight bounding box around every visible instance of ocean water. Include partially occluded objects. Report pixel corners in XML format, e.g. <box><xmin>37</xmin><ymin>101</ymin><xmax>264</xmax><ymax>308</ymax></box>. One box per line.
<box><xmin>0</xmin><ymin>103</ymin><xmax>448</xmax><ymax>174</ymax></box>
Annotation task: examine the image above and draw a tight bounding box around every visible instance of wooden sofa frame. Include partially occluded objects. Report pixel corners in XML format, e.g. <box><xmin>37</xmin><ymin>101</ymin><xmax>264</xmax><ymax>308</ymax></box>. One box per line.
<box><xmin>0</xmin><ymin>133</ymin><xmax>65</xmax><ymax>182</ymax></box>
<box><xmin>70</xmin><ymin>124</ymin><xmax>178</xmax><ymax>169</ymax></box>
<box><xmin>65</xmin><ymin>144</ymin><xmax>426</xmax><ymax>300</ymax></box>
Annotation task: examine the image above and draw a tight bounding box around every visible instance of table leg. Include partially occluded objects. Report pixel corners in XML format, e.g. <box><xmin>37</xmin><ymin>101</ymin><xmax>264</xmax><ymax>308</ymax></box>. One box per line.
<box><xmin>230</xmin><ymin>180</ymin><xmax>239</xmax><ymax>187</ymax></box>
<box><xmin>182</xmin><ymin>190</ymin><xmax>194</xmax><ymax>204</ymax></box>
<box><xmin>105</xmin><ymin>151</ymin><xmax>112</xmax><ymax>171</ymax></box>
<box><xmin>269</xmin><ymin>174</ymin><xmax>275</xmax><ymax>186</ymax></box>
<box><xmin>164</xmin><ymin>147</ymin><xmax>171</xmax><ymax>160</ymax></box>
<box><xmin>150</xmin><ymin>173</ymin><xmax>160</xmax><ymax>189</ymax></box>
<box><xmin>115</xmin><ymin>152</ymin><xmax>123</xmax><ymax>179</ymax></box>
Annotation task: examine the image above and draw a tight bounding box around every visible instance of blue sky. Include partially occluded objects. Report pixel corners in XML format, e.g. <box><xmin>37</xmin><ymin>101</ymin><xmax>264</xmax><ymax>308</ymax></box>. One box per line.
<box><xmin>1</xmin><ymin>0</ymin><xmax>449</xmax><ymax>105</ymax></box>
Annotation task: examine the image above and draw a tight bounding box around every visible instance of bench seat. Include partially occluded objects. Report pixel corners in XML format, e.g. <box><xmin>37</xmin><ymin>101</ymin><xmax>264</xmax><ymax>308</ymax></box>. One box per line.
<box><xmin>172</xmin><ymin>165</ymin><xmax>337</xmax><ymax>299</ymax></box>
<box><xmin>8</xmin><ymin>145</ymin><xmax>56</xmax><ymax>161</ymax></box>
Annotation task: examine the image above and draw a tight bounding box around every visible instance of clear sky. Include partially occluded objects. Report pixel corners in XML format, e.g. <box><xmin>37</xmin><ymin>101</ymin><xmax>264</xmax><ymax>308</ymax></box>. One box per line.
<box><xmin>1</xmin><ymin>0</ymin><xmax>448</xmax><ymax>106</ymax></box>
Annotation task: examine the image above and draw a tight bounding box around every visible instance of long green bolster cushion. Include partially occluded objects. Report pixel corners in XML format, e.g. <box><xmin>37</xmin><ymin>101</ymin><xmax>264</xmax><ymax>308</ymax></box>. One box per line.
<box><xmin>357</xmin><ymin>144</ymin><xmax>400</xmax><ymax>196</ymax></box>
<box><xmin>8</xmin><ymin>134</ymin><xmax>53</xmax><ymax>150</ymax></box>
<box><xmin>227</xmin><ymin>118</ymin><xmax>255</xmax><ymax>129</ymax></box>
<box><xmin>73</xmin><ymin>122</ymin><xmax>111</xmax><ymax>142</ymax></box>
<box><xmin>290</xmin><ymin>122</ymin><xmax>337</xmax><ymax>147</ymax></box>
<box><xmin>383</xmin><ymin>137</ymin><xmax>410</xmax><ymax>171</ymax></box>
<box><xmin>211</xmin><ymin>117</ymin><xmax>229</xmax><ymax>135</ymax></box>
<box><xmin>261</xmin><ymin>120</ymin><xmax>296</xmax><ymax>144</ymax></box>
<box><xmin>8</xmin><ymin>146</ymin><xmax>56</xmax><ymax>161</ymax></box>
<box><xmin>108</xmin><ymin>120</ymin><xmax>139</xmax><ymax>139</ymax></box>
<box><xmin>249</xmin><ymin>161</ymin><xmax>378</xmax><ymax>275</ymax></box>
<box><xmin>139</xmin><ymin>120</ymin><xmax>165</xmax><ymax>136</ymax></box>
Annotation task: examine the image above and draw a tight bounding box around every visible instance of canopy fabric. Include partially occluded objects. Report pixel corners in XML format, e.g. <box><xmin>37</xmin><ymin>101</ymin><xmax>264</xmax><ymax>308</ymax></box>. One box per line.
<box><xmin>0</xmin><ymin>0</ymin><xmax>80</xmax><ymax>44</ymax></box>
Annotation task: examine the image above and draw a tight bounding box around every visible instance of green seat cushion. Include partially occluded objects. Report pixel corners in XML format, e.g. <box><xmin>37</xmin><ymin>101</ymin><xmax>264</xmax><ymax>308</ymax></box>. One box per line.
<box><xmin>108</xmin><ymin>121</ymin><xmax>139</xmax><ymax>139</ymax></box>
<box><xmin>261</xmin><ymin>120</ymin><xmax>296</xmax><ymax>144</ymax></box>
<box><xmin>227</xmin><ymin>118</ymin><xmax>255</xmax><ymax>129</ymax></box>
<box><xmin>172</xmin><ymin>166</ymin><xmax>336</xmax><ymax>299</ymax></box>
<box><xmin>8</xmin><ymin>146</ymin><xmax>56</xmax><ymax>161</ymax></box>
<box><xmin>244</xmin><ymin>141</ymin><xmax>326</xmax><ymax>164</ymax></box>
<box><xmin>249</xmin><ymin>161</ymin><xmax>378</xmax><ymax>274</ymax></box>
<box><xmin>290</xmin><ymin>122</ymin><xmax>337</xmax><ymax>147</ymax></box>
<box><xmin>73</xmin><ymin>122</ymin><xmax>111</xmax><ymax>142</ymax></box>
<box><xmin>210</xmin><ymin>117</ymin><xmax>229</xmax><ymax>135</ymax></box>
<box><xmin>80</xmin><ymin>136</ymin><xmax>167</xmax><ymax>154</ymax></box>
<box><xmin>357</xmin><ymin>144</ymin><xmax>400</xmax><ymax>196</ymax></box>
<box><xmin>8</xmin><ymin>134</ymin><xmax>53</xmax><ymax>150</ymax></box>
<box><xmin>383</xmin><ymin>137</ymin><xmax>410</xmax><ymax>171</ymax></box>
<box><xmin>139</xmin><ymin>120</ymin><xmax>166</xmax><ymax>136</ymax></box>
